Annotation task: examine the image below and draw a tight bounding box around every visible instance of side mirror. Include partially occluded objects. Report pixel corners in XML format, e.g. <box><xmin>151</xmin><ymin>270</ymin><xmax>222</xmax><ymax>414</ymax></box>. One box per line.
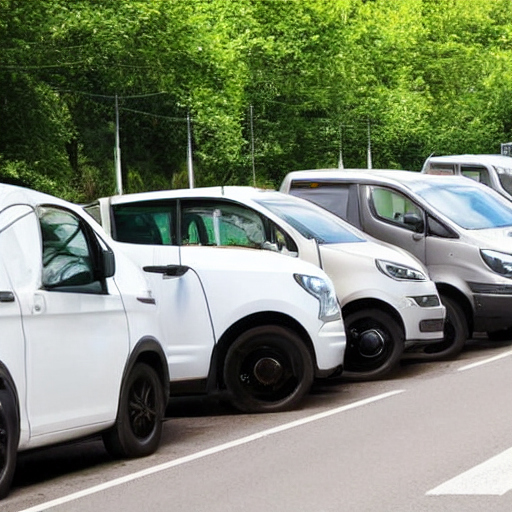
<box><xmin>403</xmin><ymin>213</ymin><xmax>424</xmax><ymax>233</ymax></box>
<box><xmin>101</xmin><ymin>249</ymin><xmax>116</xmax><ymax>278</ymax></box>
<box><xmin>143</xmin><ymin>264</ymin><xmax>190</xmax><ymax>277</ymax></box>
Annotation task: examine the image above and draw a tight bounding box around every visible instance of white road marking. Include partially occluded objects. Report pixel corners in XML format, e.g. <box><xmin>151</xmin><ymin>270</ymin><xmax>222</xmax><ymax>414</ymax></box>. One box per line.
<box><xmin>17</xmin><ymin>389</ymin><xmax>404</xmax><ymax>512</ymax></box>
<box><xmin>426</xmin><ymin>447</ymin><xmax>512</xmax><ymax>496</ymax></box>
<box><xmin>458</xmin><ymin>349</ymin><xmax>512</xmax><ymax>372</ymax></box>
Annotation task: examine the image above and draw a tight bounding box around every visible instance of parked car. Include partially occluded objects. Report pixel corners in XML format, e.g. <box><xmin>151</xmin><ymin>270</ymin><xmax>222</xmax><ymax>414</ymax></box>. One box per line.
<box><xmin>421</xmin><ymin>154</ymin><xmax>512</xmax><ymax>202</ymax></box>
<box><xmin>281</xmin><ymin>168</ymin><xmax>512</xmax><ymax>355</ymax></box>
<box><xmin>0</xmin><ymin>184</ymin><xmax>169</xmax><ymax>499</ymax></box>
<box><xmin>84</xmin><ymin>192</ymin><xmax>346</xmax><ymax>414</ymax></box>
<box><xmin>93</xmin><ymin>187</ymin><xmax>446</xmax><ymax>380</ymax></box>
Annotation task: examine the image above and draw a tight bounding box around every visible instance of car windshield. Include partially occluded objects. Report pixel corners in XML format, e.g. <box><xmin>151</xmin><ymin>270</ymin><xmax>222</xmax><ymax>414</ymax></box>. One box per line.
<box><xmin>255</xmin><ymin>195</ymin><xmax>366</xmax><ymax>244</ymax></box>
<box><xmin>415</xmin><ymin>182</ymin><xmax>512</xmax><ymax>229</ymax></box>
<box><xmin>494</xmin><ymin>166</ymin><xmax>512</xmax><ymax>195</ymax></box>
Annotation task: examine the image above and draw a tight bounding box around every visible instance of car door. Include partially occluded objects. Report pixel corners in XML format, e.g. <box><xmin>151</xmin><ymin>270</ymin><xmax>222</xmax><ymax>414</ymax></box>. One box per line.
<box><xmin>359</xmin><ymin>184</ymin><xmax>427</xmax><ymax>263</ymax></box>
<box><xmin>110</xmin><ymin>200</ymin><xmax>215</xmax><ymax>382</ymax></box>
<box><xmin>0</xmin><ymin>204</ymin><xmax>129</xmax><ymax>439</ymax></box>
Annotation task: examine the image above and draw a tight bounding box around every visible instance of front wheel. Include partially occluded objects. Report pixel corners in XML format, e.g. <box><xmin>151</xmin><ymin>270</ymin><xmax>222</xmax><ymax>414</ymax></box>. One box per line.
<box><xmin>343</xmin><ymin>309</ymin><xmax>404</xmax><ymax>381</ymax></box>
<box><xmin>0</xmin><ymin>380</ymin><xmax>19</xmax><ymax>500</ymax></box>
<box><xmin>422</xmin><ymin>295</ymin><xmax>468</xmax><ymax>359</ymax></box>
<box><xmin>103</xmin><ymin>363</ymin><xmax>165</xmax><ymax>458</ymax></box>
<box><xmin>223</xmin><ymin>326</ymin><xmax>314</xmax><ymax>413</ymax></box>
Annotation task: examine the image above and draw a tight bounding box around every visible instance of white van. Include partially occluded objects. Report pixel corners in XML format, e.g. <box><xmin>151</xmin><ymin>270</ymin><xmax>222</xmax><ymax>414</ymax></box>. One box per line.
<box><xmin>422</xmin><ymin>154</ymin><xmax>512</xmax><ymax>202</ymax></box>
<box><xmin>281</xmin><ymin>169</ymin><xmax>512</xmax><ymax>356</ymax></box>
<box><xmin>85</xmin><ymin>192</ymin><xmax>346</xmax><ymax>414</ymax></box>
<box><xmin>0</xmin><ymin>184</ymin><xmax>169</xmax><ymax>498</ymax></box>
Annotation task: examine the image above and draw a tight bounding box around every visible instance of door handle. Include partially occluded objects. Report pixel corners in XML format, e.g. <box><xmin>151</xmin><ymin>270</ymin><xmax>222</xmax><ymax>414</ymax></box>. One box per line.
<box><xmin>0</xmin><ymin>291</ymin><xmax>15</xmax><ymax>303</ymax></box>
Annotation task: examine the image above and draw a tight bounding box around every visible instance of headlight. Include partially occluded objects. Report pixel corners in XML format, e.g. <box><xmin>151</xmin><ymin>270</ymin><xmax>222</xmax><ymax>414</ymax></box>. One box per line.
<box><xmin>481</xmin><ymin>249</ymin><xmax>512</xmax><ymax>277</ymax></box>
<box><xmin>294</xmin><ymin>274</ymin><xmax>341</xmax><ymax>322</ymax></box>
<box><xmin>376</xmin><ymin>259</ymin><xmax>427</xmax><ymax>281</ymax></box>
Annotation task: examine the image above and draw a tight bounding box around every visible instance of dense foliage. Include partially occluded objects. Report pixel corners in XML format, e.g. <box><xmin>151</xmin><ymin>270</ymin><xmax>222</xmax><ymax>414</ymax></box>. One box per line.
<box><xmin>1</xmin><ymin>0</ymin><xmax>511</xmax><ymax>201</ymax></box>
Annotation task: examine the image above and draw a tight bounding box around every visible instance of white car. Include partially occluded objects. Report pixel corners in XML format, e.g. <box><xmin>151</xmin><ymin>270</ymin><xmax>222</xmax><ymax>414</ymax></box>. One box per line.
<box><xmin>0</xmin><ymin>184</ymin><xmax>169</xmax><ymax>499</ymax></box>
<box><xmin>85</xmin><ymin>188</ymin><xmax>444</xmax><ymax>381</ymax></box>
<box><xmin>85</xmin><ymin>193</ymin><xmax>346</xmax><ymax>413</ymax></box>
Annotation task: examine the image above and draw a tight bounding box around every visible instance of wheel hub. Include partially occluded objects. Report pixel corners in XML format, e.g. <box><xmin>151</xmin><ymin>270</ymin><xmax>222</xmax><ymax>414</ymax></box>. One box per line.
<box><xmin>358</xmin><ymin>329</ymin><xmax>385</xmax><ymax>358</ymax></box>
<box><xmin>253</xmin><ymin>357</ymin><xmax>284</xmax><ymax>385</ymax></box>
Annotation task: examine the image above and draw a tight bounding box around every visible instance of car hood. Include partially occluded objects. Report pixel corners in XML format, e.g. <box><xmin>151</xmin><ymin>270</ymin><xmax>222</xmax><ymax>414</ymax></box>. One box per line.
<box><xmin>464</xmin><ymin>226</ymin><xmax>512</xmax><ymax>252</ymax></box>
<box><xmin>318</xmin><ymin>240</ymin><xmax>425</xmax><ymax>271</ymax></box>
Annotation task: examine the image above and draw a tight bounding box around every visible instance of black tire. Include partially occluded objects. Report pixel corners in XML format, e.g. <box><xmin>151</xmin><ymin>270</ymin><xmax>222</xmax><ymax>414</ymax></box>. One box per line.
<box><xmin>223</xmin><ymin>326</ymin><xmax>314</xmax><ymax>413</ymax></box>
<box><xmin>0</xmin><ymin>381</ymin><xmax>19</xmax><ymax>500</ymax></box>
<box><xmin>422</xmin><ymin>295</ymin><xmax>468</xmax><ymax>359</ymax></box>
<box><xmin>103</xmin><ymin>363</ymin><xmax>164</xmax><ymax>458</ymax></box>
<box><xmin>343</xmin><ymin>309</ymin><xmax>404</xmax><ymax>381</ymax></box>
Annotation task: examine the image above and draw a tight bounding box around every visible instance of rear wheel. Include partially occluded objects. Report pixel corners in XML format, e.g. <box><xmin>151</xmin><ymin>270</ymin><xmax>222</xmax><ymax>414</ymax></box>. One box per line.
<box><xmin>0</xmin><ymin>380</ymin><xmax>19</xmax><ymax>500</ymax></box>
<box><xmin>422</xmin><ymin>295</ymin><xmax>467</xmax><ymax>359</ymax></box>
<box><xmin>343</xmin><ymin>309</ymin><xmax>404</xmax><ymax>381</ymax></box>
<box><xmin>223</xmin><ymin>326</ymin><xmax>314</xmax><ymax>413</ymax></box>
<box><xmin>103</xmin><ymin>363</ymin><xmax>165</xmax><ymax>458</ymax></box>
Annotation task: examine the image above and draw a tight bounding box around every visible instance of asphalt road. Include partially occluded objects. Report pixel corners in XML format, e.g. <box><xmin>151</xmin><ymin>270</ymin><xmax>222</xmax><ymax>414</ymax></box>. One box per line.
<box><xmin>4</xmin><ymin>336</ymin><xmax>512</xmax><ymax>512</ymax></box>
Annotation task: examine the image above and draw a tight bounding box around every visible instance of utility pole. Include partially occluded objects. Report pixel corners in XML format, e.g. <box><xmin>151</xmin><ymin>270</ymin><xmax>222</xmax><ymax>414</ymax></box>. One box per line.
<box><xmin>187</xmin><ymin>112</ymin><xmax>194</xmax><ymax>188</ymax></box>
<box><xmin>114</xmin><ymin>94</ymin><xmax>123</xmax><ymax>195</ymax></box>
<box><xmin>367</xmin><ymin>118</ymin><xmax>372</xmax><ymax>169</ymax></box>
<box><xmin>250</xmin><ymin>105</ymin><xmax>256</xmax><ymax>186</ymax></box>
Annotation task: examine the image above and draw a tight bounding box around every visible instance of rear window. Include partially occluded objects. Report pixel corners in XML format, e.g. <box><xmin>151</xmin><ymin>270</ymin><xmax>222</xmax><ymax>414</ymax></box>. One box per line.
<box><xmin>424</xmin><ymin>163</ymin><xmax>456</xmax><ymax>175</ymax></box>
<box><xmin>288</xmin><ymin>181</ymin><xmax>350</xmax><ymax>220</ymax></box>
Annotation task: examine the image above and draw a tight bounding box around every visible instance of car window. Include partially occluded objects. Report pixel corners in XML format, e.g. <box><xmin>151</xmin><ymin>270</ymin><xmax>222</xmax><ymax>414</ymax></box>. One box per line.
<box><xmin>288</xmin><ymin>181</ymin><xmax>350</xmax><ymax>220</ymax></box>
<box><xmin>39</xmin><ymin>207</ymin><xmax>98</xmax><ymax>289</ymax></box>
<box><xmin>369</xmin><ymin>187</ymin><xmax>424</xmax><ymax>233</ymax></box>
<box><xmin>425</xmin><ymin>163</ymin><xmax>456</xmax><ymax>175</ymax></box>
<box><xmin>461</xmin><ymin>166</ymin><xmax>491</xmax><ymax>187</ymax></box>
<box><xmin>181</xmin><ymin>201</ymin><xmax>267</xmax><ymax>248</ymax></box>
<box><xmin>255</xmin><ymin>195</ymin><xmax>365</xmax><ymax>244</ymax></box>
<box><xmin>83</xmin><ymin>203</ymin><xmax>101</xmax><ymax>225</ymax></box>
<box><xmin>112</xmin><ymin>203</ymin><xmax>175</xmax><ymax>245</ymax></box>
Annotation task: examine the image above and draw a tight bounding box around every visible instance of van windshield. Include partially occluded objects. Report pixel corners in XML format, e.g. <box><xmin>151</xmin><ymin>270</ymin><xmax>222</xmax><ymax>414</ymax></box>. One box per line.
<box><xmin>255</xmin><ymin>195</ymin><xmax>366</xmax><ymax>244</ymax></box>
<box><xmin>415</xmin><ymin>183</ymin><xmax>512</xmax><ymax>229</ymax></box>
<box><xmin>495</xmin><ymin>166</ymin><xmax>512</xmax><ymax>195</ymax></box>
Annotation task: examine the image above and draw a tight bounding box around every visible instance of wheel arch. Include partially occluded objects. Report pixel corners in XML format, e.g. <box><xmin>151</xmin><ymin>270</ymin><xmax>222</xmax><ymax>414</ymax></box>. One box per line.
<box><xmin>0</xmin><ymin>363</ymin><xmax>20</xmax><ymax>430</ymax></box>
<box><xmin>123</xmin><ymin>337</ymin><xmax>170</xmax><ymax>405</ymax></box>
<box><xmin>342</xmin><ymin>298</ymin><xmax>405</xmax><ymax>337</ymax></box>
<box><xmin>435</xmin><ymin>283</ymin><xmax>473</xmax><ymax>336</ymax></box>
<box><xmin>212</xmin><ymin>312</ymin><xmax>315</xmax><ymax>388</ymax></box>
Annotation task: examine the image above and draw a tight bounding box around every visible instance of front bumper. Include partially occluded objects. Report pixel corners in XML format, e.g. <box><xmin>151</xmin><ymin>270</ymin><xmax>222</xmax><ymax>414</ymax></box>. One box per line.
<box><xmin>469</xmin><ymin>282</ymin><xmax>512</xmax><ymax>332</ymax></box>
<box><xmin>400</xmin><ymin>297</ymin><xmax>446</xmax><ymax>344</ymax></box>
<box><xmin>313</xmin><ymin>317</ymin><xmax>346</xmax><ymax>378</ymax></box>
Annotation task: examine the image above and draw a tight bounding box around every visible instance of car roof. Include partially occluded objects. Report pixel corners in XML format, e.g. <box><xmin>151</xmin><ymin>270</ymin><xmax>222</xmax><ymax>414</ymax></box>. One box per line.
<box><xmin>0</xmin><ymin>183</ymin><xmax>71</xmax><ymax>210</ymax></box>
<box><xmin>427</xmin><ymin>154</ymin><xmax>512</xmax><ymax>167</ymax></box>
<box><xmin>100</xmin><ymin>186</ymin><xmax>292</xmax><ymax>206</ymax></box>
<box><xmin>281</xmin><ymin>168</ymin><xmax>478</xmax><ymax>193</ymax></box>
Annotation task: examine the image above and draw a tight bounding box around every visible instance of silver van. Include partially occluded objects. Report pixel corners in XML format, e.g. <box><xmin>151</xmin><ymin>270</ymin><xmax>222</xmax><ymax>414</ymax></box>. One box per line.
<box><xmin>281</xmin><ymin>169</ymin><xmax>512</xmax><ymax>357</ymax></box>
<box><xmin>422</xmin><ymin>154</ymin><xmax>512</xmax><ymax>202</ymax></box>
